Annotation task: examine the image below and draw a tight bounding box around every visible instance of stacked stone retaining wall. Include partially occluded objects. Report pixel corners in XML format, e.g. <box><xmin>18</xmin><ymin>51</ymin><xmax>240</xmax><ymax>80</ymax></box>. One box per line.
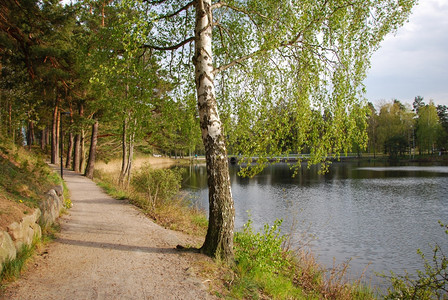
<box><xmin>0</xmin><ymin>185</ymin><xmax>64</xmax><ymax>273</ymax></box>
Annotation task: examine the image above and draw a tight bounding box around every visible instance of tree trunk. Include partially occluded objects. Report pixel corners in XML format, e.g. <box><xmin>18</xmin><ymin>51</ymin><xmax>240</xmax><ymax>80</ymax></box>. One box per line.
<box><xmin>65</xmin><ymin>110</ymin><xmax>74</xmax><ymax>168</ymax></box>
<box><xmin>51</xmin><ymin>102</ymin><xmax>59</xmax><ymax>164</ymax></box>
<box><xmin>40</xmin><ymin>127</ymin><xmax>46</xmax><ymax>151</ymax></box>
<box><xmin>73</xmin><ymin>133</ymin><xmax>81</xmax><ymax>172</ymax></box>
<box><xmin>73</xmin><ymin>103</ymin><xmax>84</xmax><ymax>172</ymax></box>
<box><xmin>27</xmin><ymin>121</ymin><xmax>35</xmax><ymax>149</ymax></box>
<box><xmin>119</xmin><ymin>118</ymin><xmax>128</xmax><ymax>186</ymax></box>
<box><xmin>80</xmin><ymin>128</ymin><xmax>86</xmax><ymax>172</ymax></box>
<box><xmin>195</xmin><ymin>0</ymin><xmax>234</xmax><ymax>262</ymax></box>
<box><xmin>65</xmin><ymin>132</ymin><xmax>74</xmax><ymax>168</ymax></box>
<box><xmin>85</xmin><ymin>120</ymin><xmax>98</xmax><ymax>179</ymax></box>
<box><xmin>124</xmin><ymin>120</ymin><xmax>136</xmax><ymax>186</ymax></box>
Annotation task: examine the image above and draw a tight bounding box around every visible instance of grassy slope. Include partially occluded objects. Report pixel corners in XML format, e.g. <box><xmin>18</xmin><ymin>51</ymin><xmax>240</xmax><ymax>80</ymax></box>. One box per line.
<box><xmin>0</xmin><ymin>141</ymin><xmax>60</xmax><ymax>231</ymax></box>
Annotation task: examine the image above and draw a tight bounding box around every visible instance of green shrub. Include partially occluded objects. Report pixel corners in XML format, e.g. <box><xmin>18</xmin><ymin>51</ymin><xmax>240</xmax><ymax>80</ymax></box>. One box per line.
<box><xmin>131</xmin><ymin>164</ymin><xmax>183</xmax><ymax>209</ymax></box>
<box><xmin>383</xmin><ymin>221</ymin><xmax>448</xmax><ymax>299</ymax></box>
<box><xmin>232</xmin><ymin>219</ymin><xmax>307</xmax><ymax>298</ymax></box>
<box><xmin>235</xmin><ymin>219</ymin><xmax>290</xmax><ymax>275</ymax></box>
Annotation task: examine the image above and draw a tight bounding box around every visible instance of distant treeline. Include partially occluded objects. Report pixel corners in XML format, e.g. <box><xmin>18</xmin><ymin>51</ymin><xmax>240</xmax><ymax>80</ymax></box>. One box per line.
<box><xmin>364</xmin><ymin>97</ymin><xmax>448</xmax><ymax>159</ymax></box>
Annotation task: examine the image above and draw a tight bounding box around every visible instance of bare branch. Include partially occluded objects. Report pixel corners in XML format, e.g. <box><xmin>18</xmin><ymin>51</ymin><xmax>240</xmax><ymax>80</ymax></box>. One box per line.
<box><xmin>213</xmin><ymin>48</ymin><xmax>266</xmax><ymax>75</ymax></box>
<box><xmin>211</xmin><ymin>2</ymin><xmax>267</xmax><ymax>19</ymax></box>
<box><xmin>141</xmin><ymin>0</ymin><xmax>170</xmax><ymax>4</ymax></box>
<box><xmin>211</xmin><ymin>1</ymin><xmax>265</xmax><ymax>27</ymax></box>
<box><xmin>154</xmin><ymin>1</ymin><xmax>194</xmax><ymax>20</ymax></box>
<box><xmin>143</xmin><ymin>36</ymin><xmax>194</xmax><ymax>51</ymax></box>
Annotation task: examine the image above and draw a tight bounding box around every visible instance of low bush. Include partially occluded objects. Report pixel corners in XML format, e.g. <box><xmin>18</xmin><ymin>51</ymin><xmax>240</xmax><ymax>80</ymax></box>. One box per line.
<box><xmin>382</xmin><ymin>221</ymin><xmax>448</xmax><ymax>299</ymax></box>
<box><xmin>231</xmin><ymin>218</ymin><xmax>375</xmax><ymax>299</ymax></box>
<box><xmin>233</xmin><ymin>219</ymin><xmax>306</xmax><ymax>299</ymax></box>
<box><xmin>94</xmin><ymin>162</ymin><xmax>207</xmax><ymax>236</ymax></box>
<box><xmin>131</xmin><ymin>164</ymin><xmax>183</xmax><ymax>209</ymax></box>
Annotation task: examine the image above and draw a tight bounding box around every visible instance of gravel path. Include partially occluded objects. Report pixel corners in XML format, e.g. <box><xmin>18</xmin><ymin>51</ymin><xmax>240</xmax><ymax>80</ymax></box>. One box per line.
<box><xmin>2</xmin><ymin>168</ymin><xmax>213</xmax><ymax>299</ymax></box>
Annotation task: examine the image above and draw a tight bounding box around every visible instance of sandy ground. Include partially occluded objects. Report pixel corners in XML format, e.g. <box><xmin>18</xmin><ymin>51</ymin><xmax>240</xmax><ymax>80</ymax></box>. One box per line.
<box><xmin>2</xmin><ymin>167</ymin><xmax>214</xmax><ymax>300</ymax></box>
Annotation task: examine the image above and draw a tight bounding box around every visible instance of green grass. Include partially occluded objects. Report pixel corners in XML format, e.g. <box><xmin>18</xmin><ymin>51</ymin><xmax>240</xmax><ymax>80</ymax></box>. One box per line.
<box><xmin>0</xmin><ymin>238</ymin><xmax>38</xmax><ymax>281</ymax></box>
<box><xmin>0</xmin><ymin>140</ymin><xmax>60</xmax><ymax>208</ymax></box>
<box><xmin>229</xmin><ymin>219</ymin><xmax>375</xmax><ymax>299</ymax></box>
<box><xmin>96</xmin><ymin>180</ymin><xmax>128</xmax><ymax>200</ymax></box>
<box><xmin>0</xmin><ymin>223</ymin><xmax>60</xmax><ymax>286</ymax></box>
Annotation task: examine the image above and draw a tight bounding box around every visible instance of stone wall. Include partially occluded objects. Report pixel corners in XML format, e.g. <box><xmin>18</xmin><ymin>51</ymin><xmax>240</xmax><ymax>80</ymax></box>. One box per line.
<box><xmin>0</xmin><ymin>185</ymin><xmax>64</xmax><ymax>273</ymax></box>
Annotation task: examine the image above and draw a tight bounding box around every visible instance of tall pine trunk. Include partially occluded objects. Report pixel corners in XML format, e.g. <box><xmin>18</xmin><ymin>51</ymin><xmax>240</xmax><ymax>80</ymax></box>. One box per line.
<box><xmin>27</xmin><ymin>121</ymin><xmax>35</xmax><ymax>149</ymax></box>
<box><xmin>84</xmin><ymin>120</ymin><xmax>98</xmax><ymax>179</ymax></box>
<box><xmin>65</xmin><ymin>132</ymin><xmax>74</xmax><ymax>168</ymax></box>
<box><xmin>80</xmin><ymin>129</ymin><xmax>86</xmax><ymax>172</ymax></box>
<box><xmin>51</xmin><ymin>101</ymin><xmax>59</xmax><ymax>164</ymax></box>
<box><xmin>84</xmin><ymin>2</ymin><xmax>105</xmax><ymax>179</ymax></box>
<box><xmin>195</xmin><ymin>0</ymin><xmax>234</xmax><ymax>262</ymax></box>
<box><xmin>73</xmin><ymin>103</ymin><xmax>84</xmax><ymax>172</ymax></box>
<box><xmin>40</xmin><ymin>127</ymin><xmax>46</xmax><ymax>151</ymax></box>
<box><xmin>65</xmin><ymin>110</ymin><xmax>74</xmax><ymax>168</ymax></box>
<box><xmin>73</xmin><ymin>133</ymin><xmax>81</xmax><ymax>172</ymax></box>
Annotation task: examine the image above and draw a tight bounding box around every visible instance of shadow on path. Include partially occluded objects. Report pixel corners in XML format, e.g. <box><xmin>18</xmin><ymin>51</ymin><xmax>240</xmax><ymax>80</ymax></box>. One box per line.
<box><xmin>56</xmin><ymin>238</ymin><xmax>179</xmax><ymax>254</ymax></box>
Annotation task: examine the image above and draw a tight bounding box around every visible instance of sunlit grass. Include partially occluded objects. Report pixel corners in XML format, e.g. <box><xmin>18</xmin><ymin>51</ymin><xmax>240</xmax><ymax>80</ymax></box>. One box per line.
<box><xmin>95</xmin><ymin>156</ymin><xmax>178</xmax><ymax>177</ymax></box>
<box><xmin>1</xmin><ymin>222</ymin><xmax>59</xmax><ymax>283</ymax></box>
<box><xmin>228</xmin><ymin>219</ymin><xmax>375</xmax><ymax>299</ymax></box>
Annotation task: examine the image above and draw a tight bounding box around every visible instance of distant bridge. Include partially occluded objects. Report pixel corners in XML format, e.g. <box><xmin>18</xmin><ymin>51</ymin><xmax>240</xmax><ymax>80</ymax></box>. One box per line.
<box><xmin>228</xmin><ymin>154</ymin><xmax>358</xmax><ymax>164</ymax></box>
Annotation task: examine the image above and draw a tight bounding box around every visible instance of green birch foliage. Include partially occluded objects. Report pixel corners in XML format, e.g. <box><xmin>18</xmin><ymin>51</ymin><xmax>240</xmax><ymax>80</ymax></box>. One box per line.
<box><xmin>416</xmin><ymin>102</ymin><xmax>443</xmax><ymax>154</ymax></box>
<box><xmin>213</xmin><ymin>0</ymin><xmax>416</xmax><ymax>175</ymax></box>
<box><xmin>116</xmin><ymin>0</ymin><xmax>415</xmax><ymax>175</ymax></box>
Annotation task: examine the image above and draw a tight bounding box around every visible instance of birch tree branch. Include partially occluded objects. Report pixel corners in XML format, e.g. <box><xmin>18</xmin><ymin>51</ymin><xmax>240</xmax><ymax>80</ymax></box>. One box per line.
<box><xmin>213</xmin><ymin>48</ymin><xmax>266</xmax><ymax>75</ymax></box>
<box><xmin>142</xmin><ymin>36</ymin><xmax>194</xmax><ymax>51</ymax></box>
<box><xmin>154</xmin><ymin>1</ymin><xmax>194</xmax><ymax>20</ymax></box>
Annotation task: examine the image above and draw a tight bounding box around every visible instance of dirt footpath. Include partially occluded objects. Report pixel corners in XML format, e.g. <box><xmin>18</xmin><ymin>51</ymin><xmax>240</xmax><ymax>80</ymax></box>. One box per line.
<box><xmin>2</xmin><ymin>168</ymin><xmax>213</xmax><ymax>299</ymax></box>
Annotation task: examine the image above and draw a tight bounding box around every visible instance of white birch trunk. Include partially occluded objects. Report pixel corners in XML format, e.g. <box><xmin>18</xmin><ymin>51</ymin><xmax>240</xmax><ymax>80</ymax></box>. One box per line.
<box><xmin>194</xmin><ymin>0</ymin><xmax>235</xmax><ymax>262</ymax></box>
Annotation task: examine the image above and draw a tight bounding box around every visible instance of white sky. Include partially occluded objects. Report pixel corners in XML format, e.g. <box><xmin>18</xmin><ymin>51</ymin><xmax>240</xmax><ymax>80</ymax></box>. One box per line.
<box><xmin>364</xmin><ymin>0</ymin><xmax>448</xmax><ymax>107</ymax></box>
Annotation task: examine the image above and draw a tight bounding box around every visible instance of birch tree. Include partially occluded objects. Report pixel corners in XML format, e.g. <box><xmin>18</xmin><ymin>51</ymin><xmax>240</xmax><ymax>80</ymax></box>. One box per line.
<box><xmin>416</xmin><ymin>102</ymin><xmax>442</xmax><ymax>155</ymax></box>
<box><xmin>132</xmin><ymin>0</ymin><xmax>416</xmax><ymax>262</ymax></box>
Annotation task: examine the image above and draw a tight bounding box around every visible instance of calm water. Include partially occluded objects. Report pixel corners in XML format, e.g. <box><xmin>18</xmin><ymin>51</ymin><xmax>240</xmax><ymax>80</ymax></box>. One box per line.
<box><xmin>181</xmin><ymin>161</ymin><xmax>448</xmax><ymax>289</ymax></box>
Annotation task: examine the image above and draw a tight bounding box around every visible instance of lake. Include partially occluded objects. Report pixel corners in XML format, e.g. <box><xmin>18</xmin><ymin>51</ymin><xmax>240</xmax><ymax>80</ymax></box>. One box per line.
<box><xmin>181</xmin><ymin>160</ymin><xmax>448</xmax><ymax>290</ymax></box>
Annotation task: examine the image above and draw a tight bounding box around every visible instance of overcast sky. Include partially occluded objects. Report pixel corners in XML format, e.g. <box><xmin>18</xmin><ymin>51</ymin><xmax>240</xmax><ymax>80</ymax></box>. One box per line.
<box><xmin>364</xmin><ymin>0</ymin><xmax>448</xmax><ymax>107</ymax></box>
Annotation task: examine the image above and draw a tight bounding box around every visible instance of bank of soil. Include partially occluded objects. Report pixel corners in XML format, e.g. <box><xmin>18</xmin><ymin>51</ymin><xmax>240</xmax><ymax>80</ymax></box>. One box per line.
<box><xmin>1</xmin><ymin>167</ymin><xmax>214</xmax><ymax>299</ymax></box>
<box><xmin>0</xmin><ymin>196</ymin><xmax>33</xmax><ymax>232</ymax></box>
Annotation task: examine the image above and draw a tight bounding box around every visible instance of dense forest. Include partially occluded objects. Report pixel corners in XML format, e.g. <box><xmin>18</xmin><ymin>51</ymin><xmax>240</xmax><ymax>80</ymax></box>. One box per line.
<box><xmin>1</xmin><ymin>0</ymin><xmax>423</xmax><ymax>260</ymax></box>
<box><xmin>0</xmin><ymin>0</ymin><xmax>203</xmax><ymax>182</ymax></box>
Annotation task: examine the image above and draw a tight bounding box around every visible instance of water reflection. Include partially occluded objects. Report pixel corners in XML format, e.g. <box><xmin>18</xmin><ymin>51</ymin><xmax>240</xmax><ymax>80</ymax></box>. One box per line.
<box><xmin>181</xmin><ymin>162</ymin><xmax>448</xmax><ymax>288</ymax></box>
